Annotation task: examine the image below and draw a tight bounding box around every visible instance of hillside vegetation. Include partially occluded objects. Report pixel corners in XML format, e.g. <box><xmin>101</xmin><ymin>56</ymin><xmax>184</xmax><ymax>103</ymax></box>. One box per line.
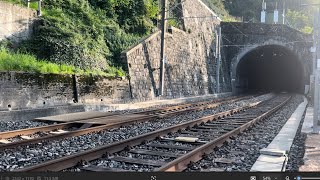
<box><xmin>2</xmin><ymin>0</ymin><xmax>314</xmax><ymax>77</ymax></box>
<box><xmin>3</xmin><ymin>0</ymin><xmax>158</xmax><ymax>76</ymax></box>
<box><xmin>222</xmin><ymin>0</ymin><xmax>314</xmax><ymax>34</ymax></box>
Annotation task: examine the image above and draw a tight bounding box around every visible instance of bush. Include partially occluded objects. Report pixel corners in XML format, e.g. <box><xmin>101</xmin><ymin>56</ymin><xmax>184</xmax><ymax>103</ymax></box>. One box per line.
<box><xmin>17</xmin><ymin>0</ymin><xmax>158</xmax><ymax>73</ymax></box>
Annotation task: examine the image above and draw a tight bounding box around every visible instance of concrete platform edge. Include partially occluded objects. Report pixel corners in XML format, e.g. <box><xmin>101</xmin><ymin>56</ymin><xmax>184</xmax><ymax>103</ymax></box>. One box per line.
<box><xmin>250</xmin><ymin>96</ymin><xmax>308</xmax><ymax>172</ymax></box>
<box><xmin>0</xmin><ymin>105</ymin><xmax>85</xmax><ymax>122</ymax></box>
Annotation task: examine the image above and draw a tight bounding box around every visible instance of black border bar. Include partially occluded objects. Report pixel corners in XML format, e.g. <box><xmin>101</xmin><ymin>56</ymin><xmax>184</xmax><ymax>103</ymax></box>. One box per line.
<box><xmin>0</xmin><ymin>172</ymin><xmax>318</xmax><ymax>180</ymax></box>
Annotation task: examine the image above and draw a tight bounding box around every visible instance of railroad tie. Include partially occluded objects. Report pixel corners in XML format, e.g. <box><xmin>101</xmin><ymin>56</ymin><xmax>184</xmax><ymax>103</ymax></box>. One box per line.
<box><xmin>110</xmin><ymin>156</ymin><xmax>166</xmax><ymax>167</ymax></box>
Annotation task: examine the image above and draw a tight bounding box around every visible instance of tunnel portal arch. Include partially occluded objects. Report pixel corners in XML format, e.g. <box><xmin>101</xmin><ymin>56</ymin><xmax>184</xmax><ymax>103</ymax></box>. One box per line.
<box><xmin>231</xmin><ymin>43</ymin><xmax>307</xmax><ymax>94</ymax></box>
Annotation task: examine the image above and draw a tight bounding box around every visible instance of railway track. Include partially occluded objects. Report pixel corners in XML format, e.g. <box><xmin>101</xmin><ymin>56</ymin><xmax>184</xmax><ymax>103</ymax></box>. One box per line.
<box><xmin>13</xmin><ymin>94</ymin><xmax>290</xmax><ymax>172</ymax></box>
<box><xmin>0</xmin><ymin>95</ymin><xmax>252</xmax><ymax>150</ymax></box>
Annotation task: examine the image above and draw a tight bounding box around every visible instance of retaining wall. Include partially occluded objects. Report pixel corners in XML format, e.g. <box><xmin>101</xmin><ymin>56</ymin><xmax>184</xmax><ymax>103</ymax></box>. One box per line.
<box><xmin>122</xmin><ymin>0</ymin><xmax>230</xmax><ymax>101</ymax></box>
<box><xmin>0</xmin><ymin>1</ymin><xmax>37</xmax><ymax>43</ymax></box>
<box><xmin>0</xmin><ymin>71</ymin><xmax>131</xmax><ymax>111</ymax></box>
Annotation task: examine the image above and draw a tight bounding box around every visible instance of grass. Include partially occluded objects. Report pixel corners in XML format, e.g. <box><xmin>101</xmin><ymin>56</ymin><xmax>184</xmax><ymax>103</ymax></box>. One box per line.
<box><xmin>2</xmin><ymin>0</ymin><xmax>151</xmax><ymax>77</ymax></box>
<box><xmin>0</xmin><ymin>48</ymin><xmax>126</xmax><ymax>77</ymax></box>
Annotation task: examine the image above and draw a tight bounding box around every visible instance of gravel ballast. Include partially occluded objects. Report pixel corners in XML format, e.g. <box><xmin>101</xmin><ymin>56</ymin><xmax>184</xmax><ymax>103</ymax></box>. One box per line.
<box><xmin>79</xmin><ymin>94</ymin><xmax>293</xmax><ymax>172</ymax></box>
<box><xmin>0</xmin><ymin>94</ymin><xmax>273</xmax><ymax>171</ymax></box>
<box><xmin>184</xmin><ymin>94</ymin><xmax>304</xmax><ymax>172</ymax></box>
<box><xmin>0</xmin><ymin>95</ymin><xmax>243</xmax><ymax>132</ymax></box>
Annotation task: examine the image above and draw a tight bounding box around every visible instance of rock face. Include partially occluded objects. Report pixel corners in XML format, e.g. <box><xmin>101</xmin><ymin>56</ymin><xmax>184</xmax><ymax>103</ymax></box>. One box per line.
<box><xmin>0</xmin><ymin>1</ymin><xmax>37</xmax><ymax>43</ymax></box>
<box><xmin>122</xmin><ymin>0</ymin><xmax>227</xmax><ymax>101</ymax></box>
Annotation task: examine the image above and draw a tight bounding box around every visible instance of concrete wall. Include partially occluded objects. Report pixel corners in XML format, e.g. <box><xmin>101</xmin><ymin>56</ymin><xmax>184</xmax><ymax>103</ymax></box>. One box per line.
<box><xmin>0</xmin><ymin>71</ymin><xmax>131</xmax><ymax>111</ymax></box>
<box><xmin>0</xmin><ymin>1</ymin><xmax>37</xmax><ymax>43</ymax></box>
<box><xmin>122</xmin><ymin>0</ymin><xmax>226</xmax><ymax>101</ymax></box>
<box><xmin>0</xmin><ymin>105</ymin><xmax>85</xmax><ymax>122</ymax></box>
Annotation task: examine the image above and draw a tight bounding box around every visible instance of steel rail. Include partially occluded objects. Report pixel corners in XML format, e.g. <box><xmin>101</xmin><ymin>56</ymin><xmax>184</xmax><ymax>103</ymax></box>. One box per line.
<box><xmin>157</xmin><ymin>96</ymin><xmax>291</xmax><ymax>171</ymax></box>
<box><xmin>0</xmin><ymin>95</ymin><xmax>252</xmax><ymax>150</ymax></box>
<box><xmin>0</xmin><ymin>122</ymin><xmax>76</xmax><ymax>139</ymax></box>
<box><xmin>137</xmin><ymin>95</ymin><xmax>251</xmax><ymax>116</ymax></box>
<box><xmin>14</xmin><ymin>100</ymin><xmax>261</xmax><ymax>172</ymax></box>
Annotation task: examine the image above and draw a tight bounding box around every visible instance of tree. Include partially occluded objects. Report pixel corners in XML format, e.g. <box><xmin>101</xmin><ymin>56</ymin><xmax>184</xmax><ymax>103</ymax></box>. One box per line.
<box><xmin>223</xmin><ymin>0</ymin><xmax>263</xmax><ymax>22</ymax></box>
<box><xmin>286</xmin><ymin>9</ymin><xmax>313</xmax><ymax>34</ymax></box>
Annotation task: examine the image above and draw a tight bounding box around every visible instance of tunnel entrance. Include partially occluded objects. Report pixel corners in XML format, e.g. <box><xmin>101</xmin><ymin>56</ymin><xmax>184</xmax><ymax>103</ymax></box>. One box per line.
<box><xmin>236</xmin><ymin>45</ymin><xmax>304</xmax><ymax>94</ymax></box>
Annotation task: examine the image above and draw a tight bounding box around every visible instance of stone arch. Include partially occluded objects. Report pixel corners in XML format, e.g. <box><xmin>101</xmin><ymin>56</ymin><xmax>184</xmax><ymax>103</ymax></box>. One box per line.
<box><xmin>230</xmin><ymin>40</ymin><xmax>307</xmax><ymax>94</ymax></box>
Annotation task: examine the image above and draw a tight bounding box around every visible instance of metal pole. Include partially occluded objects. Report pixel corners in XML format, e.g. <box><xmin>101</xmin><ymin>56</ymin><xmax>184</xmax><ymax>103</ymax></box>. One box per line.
<box><xmin>216</xmin><ymin>27</ymin><xmax>221</xmax><ymax>93</ymax></box>
<box><xmin>300</xmin><ymin>3</ymin><xmax>320</xmax><ymax>133</ymax></box>
<box><xmin>37</xmin><ymin>0</ymin><xmax>42</xmax><ymax>16</ymax></box>
<box><xmin>282</xmin><ymin>1</ymin><xmax>285</xmax><ymax>24</ymax></box>
<box><xmin>314</xmin><ymin>68</ymin><xmax>319</xmax><ymax>133</ymax></box>
<box><xmin>72</xmin><ymin>74</ymin><xmax>79</xmax><ymax>103</ymax></box>
<box><xmin>159</xmin><ymin>0</ymin><xmax>167</xmax><ymax>96</ymax></box>
<box><xmin>313</xmin><ymin>7</ymin><xmax>320</xmax><ymax>133</ymax></box>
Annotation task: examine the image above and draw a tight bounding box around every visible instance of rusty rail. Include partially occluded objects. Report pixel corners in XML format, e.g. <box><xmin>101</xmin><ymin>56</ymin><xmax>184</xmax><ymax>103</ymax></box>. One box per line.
<box><xmin>14</xmin><ymin>99</ymin><xmax>262</xmax><ymax>172</ymax></box>
<box><xmin>0</xmin><ymin>95</ymin><xmax>251</xmax><ymax>150</ymax></box>
<box><xmin>157</xmin><ymin>96</ymin><xmax>291</xmax><ymax>171</ymax></box>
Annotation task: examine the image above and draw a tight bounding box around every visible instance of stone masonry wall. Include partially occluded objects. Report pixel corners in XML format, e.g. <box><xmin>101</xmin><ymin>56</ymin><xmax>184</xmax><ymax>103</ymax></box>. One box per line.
<box><xmin>123</xmin><ymin>0</ymin><xmax>223</xmax><ymax>101</ymax></box>
<box><xmin>77</xmin><ymin>76</ymin><xmax>132</xmax><ymax>104</ymax></box>
<box><xmin>221</xmin><ymin>22</ymin><xmax>313</xmax><ymax>93</ymax></box>
<box><xmin>0</xmin><ymin>72</ymin><xmax>131</xmax><ymax>110</ymax></box>
<box><xmin>0</xmin><ymin>1</ymin><xmax>37</xmax><ymax>43</ymax></box>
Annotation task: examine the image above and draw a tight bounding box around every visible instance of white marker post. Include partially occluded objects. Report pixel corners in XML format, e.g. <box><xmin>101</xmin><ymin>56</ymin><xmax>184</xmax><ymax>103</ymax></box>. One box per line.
<box><xmin>274</xmin><ymin>10</ymin><xmax>279</xmax><ymax>24</ymax></box>
<box><xmin>261</xmin><ymin>1</ymin><xmax>266</xmax><ymax>23</ymax></box>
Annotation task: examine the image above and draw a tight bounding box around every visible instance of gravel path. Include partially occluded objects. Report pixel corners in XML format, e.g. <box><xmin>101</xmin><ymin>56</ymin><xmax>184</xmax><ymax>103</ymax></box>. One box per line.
<box><xmin>184</xmin><ymin>94</ymin><xmax>304</xmax><ymax>172</ymax></box>
<box><xmin>0</xmin><ymin>94</ymin><xmax>273</xmax><ymax>171</ymax></box>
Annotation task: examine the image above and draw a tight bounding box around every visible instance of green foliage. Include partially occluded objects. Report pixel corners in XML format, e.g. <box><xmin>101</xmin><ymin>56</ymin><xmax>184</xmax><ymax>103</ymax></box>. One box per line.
<box><xmin>29</xmin><ymin>2</ymin><xmax>38</xmax><ymax>10</ymax></box>
<box><xmin>222</xmin><ymin>16</ymin><xmax>239</xmax><ymax>22</ymax></box>
<box><xmin>286</xmin><ymin>9</ymin><xmax>313</xmax><ymax>34</ymax></box>
<box><xmin>223</xmin><ymin>0</ymin><xmax>262</xmax><ymax>22</ymax></box>
<box><xmin>221</xmin><ymin>0</ymin><xmax>314</xmax><ymax>33</ymax></box>
<box><xmin>202</xmin><ymin>0</ymin><xmax>229</xmax><ymax>18</ymax></box>
<box><xmin>88</xmin><ymin>0</ymin><xmax>158</xmax><ymax>35</ymax></box>
<box><xmin>168</xmin><ymin>19</ymin><xmax>180</xmax><ymax>28</ymax></box>
<box><xmin>301</xmin><ymin>26</ymin><xmax>313</xmax><ymax>34</ymax></box>
<box><xmin>103</xmin><ymin>20</ymin><xmax>141</xmax><ymax>67</ymax></box>
<box><xmin>15</xmin><ymin>0</ymin><xmax>158</xmax><ymax>74</ymax></box>
<box><xmin>0</xmin><ymin>40</ymin><xmax>13</xmax><ymax>50</ymax></box>
<box><xmin>200</xmin><ymin>0</ymin><xmax>239</xmax><ymax>22</ymax></box>
<box><xmin>0</xmin><ymin>48</ymin><xmax>125</xmax><ymax>77</ymax></box>
<box><xmin>166</xmin><ymin>0</ymin><xmax>184</xmax><ymax>29</ymax></box>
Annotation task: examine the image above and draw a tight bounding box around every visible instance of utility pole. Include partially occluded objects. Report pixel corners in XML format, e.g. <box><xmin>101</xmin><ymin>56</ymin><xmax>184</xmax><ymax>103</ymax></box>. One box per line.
<box><xmin>159</xmin><ymin>0</ymin><xmax>167</xmax><ymax>97</ymax></box>
<box><xmin>315</xmin><ymin>6</ymin><xmax>320</xmax><ymax>133</ymax></box>
<box><xmin>27</xmin><ymin>0</ymin><xmax>42</xmax><ymax>16</ymax></box>
<box><xmin>302</xmin><ymin>3</ymin><xmax>320</xmax><ymax>133</ymax></box>
<box><xmin>215</xmin><ymin>27</ymin><xmax>221</xmax><ymax>93</ymax></box>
